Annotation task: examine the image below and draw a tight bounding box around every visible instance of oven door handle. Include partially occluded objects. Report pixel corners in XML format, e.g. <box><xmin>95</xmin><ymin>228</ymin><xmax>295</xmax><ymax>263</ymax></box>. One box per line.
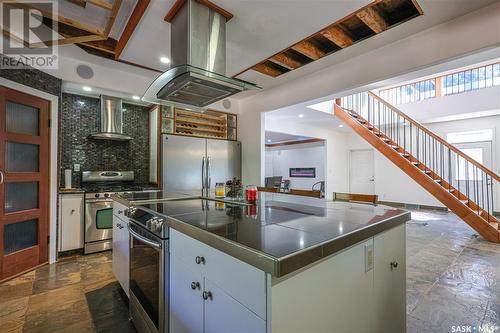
<box><xmin>127</xmin><ymin>223</ymin><xmax>162</xmax><ymax>249</ymax></box>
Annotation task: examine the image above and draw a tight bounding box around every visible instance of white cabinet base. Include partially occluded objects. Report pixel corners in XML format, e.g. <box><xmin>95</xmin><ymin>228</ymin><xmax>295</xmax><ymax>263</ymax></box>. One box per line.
<box><xmin>58</xmin><ymin>194</ymin><xmax>84</xmax><ymax>252</ymax></box>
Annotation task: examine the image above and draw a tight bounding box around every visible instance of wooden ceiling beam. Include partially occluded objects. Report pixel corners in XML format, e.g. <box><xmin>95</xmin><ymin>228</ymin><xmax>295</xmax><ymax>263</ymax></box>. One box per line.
<box><xmin>164</xmin><ymin>0</ymin><xmax>233</xmax><ymax>23</ymax></box>
<box><xmin>269</xmin><ymin>53</ymin><xmax>303</xmax><ymax>70</ymax></box>
<box><xmin>356</xmin><ymin>7</ymin><xmax>388</xmax><ymax>33</ymax></box>
<box><xmin>252</xmin><ymin>63</ymin><xmax>283</xmax><ymax>78</ymax></box>
<box><xmin>320</xmin><ymin>25</ymin><xmax>353</xmax><ymax>48</ymax></box>
<box><xmin>115</xmin><ymin>0</ymin><xmax>150</xmax><ymax>59</ymax></box>
<box><xmin>7</xmin><ymin>1</ymin><xmax>105</xmax><ymax>36</ymax></box>
<box><xmin>291</xmin><ymin>40</ymin><xmax>325</xmax><ymax>60</ymax></box>
<box><xmin>30</xmin><ymin>34</ymin><xmax>105</xmax><ymax>48</ymax></box>
<box><xmin>103</xmin><ymin>0</ymin><xmax>122</xmax><ymax>36</ymax></box>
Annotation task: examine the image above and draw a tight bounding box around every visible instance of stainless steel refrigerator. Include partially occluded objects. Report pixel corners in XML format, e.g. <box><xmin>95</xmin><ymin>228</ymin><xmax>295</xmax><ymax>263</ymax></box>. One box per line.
<box><xmin>161</xmin><ymin>134</ymin><xmax>241</xmax><ymax>196</ymax></box>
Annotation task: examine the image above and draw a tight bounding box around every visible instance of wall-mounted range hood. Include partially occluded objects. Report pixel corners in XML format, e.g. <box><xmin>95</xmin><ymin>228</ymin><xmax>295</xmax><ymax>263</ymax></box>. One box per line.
<box><xmin>142</xmin><ymin>0</ymin><xmax>259</xmax><ymax>108</ymax></box>
<box><xmin>88</xmin><ymin>95</ymin><xmax>133</xmax><ymax>141</ymax></box>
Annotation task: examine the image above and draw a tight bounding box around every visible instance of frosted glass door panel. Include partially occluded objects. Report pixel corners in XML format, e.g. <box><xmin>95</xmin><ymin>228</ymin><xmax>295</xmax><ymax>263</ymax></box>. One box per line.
<box><xmin>4</xmin><ymin>219</ymin><xmax>38</xmax><ymax>254</ymax></box>
<box><xmin>5</xmin><ymin>182</ymin><xmax>39</xmax><ymax>213</ymax></box>
<box><xmin>6</xmin><ymin>142</ymin><xmax>39</xmax><ymax>172</ymax></box>
<box><xmin>6</xmin><ymin>101</ymin><xmax>39</xmax><ymax>135</ymax></box>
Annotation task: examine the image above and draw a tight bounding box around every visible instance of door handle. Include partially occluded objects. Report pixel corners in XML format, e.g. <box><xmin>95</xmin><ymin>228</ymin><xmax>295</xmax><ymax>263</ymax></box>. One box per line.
<box><xmin>202</xmin><ymin>156</ymin><xmax>206</xmax><ymax>191</ymax></box>
<box><xmin>207</xmin><ymin>157</ymin><xmax>212</xmax><ymax>190</ymax></box>
<box><xmin>0</xmin><ymin>170</ymin><xmax>3</xmax><ymax>184</ymax></box>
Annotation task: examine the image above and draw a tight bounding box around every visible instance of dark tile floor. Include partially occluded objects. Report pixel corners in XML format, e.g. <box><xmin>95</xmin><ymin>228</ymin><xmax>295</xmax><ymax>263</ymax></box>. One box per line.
<box><xmin>0</xmin><ymin>209</ymin><xmax>498</xmax><ymax>333</ymax></box>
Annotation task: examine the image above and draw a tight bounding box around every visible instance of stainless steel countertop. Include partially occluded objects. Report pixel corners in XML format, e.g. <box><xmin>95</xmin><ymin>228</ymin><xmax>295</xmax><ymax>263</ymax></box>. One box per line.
<box><xmin>115</xmin><ymin>192</ymin><xmax>410</xmax><ymax>277</ymax></box>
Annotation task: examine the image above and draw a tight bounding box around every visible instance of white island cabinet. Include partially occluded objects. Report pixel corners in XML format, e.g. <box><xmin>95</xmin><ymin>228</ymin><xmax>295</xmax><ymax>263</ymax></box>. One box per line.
<box><xmin>112</xmin><ymin>202</ymin><xmax>130</xmax><ymax>296</ymax></box>
<box><xmin>169</xmin><ymin>224</ymin><xmax>406</xmax><ymax>333</ymax></box>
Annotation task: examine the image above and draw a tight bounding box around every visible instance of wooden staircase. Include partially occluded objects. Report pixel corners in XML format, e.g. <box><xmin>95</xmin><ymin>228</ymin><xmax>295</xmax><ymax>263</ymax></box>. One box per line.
<box><xmin>334</xmin><ymin>92</ymin><xmax>500</xmax><ymax>243</ymax></box>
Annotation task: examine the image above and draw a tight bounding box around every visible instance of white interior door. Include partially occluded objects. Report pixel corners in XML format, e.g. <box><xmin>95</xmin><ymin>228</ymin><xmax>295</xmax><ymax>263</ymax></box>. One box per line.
<box><xmin>349</xmin><ymin>149</ymin><xmax>375</xmax><ymax>195</ymax></box>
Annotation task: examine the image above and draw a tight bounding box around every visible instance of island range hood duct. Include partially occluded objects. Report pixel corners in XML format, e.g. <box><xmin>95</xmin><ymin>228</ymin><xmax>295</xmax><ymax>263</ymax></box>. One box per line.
<box><xmin>88</xmin><ymin>95</ymin><xmax>133</xmax><ymax>141</ymax></box>
<box><xmin>142</xmin><ymin>0</ymin><xmax>259</xmax><ymax>108</ymax></box>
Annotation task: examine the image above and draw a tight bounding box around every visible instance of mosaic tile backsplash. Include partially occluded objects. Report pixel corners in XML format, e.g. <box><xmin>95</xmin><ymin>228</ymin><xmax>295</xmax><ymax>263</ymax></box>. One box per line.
<box><xmin>61</xmin><ymin>93</ymin><xmax>151</xmax><ymax>188</ymax></box>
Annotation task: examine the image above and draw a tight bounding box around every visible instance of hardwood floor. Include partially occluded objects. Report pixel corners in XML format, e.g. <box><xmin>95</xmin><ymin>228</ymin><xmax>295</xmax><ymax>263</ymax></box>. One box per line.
<box><xmin>0</xmin><ymin>209</ymin><xmax>498</xmax><ymax>332</ymax></box>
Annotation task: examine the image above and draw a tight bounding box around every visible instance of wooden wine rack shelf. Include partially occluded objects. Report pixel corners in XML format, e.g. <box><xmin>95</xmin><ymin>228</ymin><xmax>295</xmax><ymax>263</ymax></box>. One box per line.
<box><xmin>161</xmin><ymin>106</ymin><xmax>237</xmax><ymax>141</ymax></box>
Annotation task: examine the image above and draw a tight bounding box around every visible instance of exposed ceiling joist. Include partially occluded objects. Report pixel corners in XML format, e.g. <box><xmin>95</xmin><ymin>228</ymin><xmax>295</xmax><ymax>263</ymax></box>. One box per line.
<box><xmin>7</xmin><ymin>1</ymin><xmax>105</xmax><ymax>36</ymax></box>
<box><xmin>253</xmin><ymin>62</ymin><xmax>284</xmax><ymax>78</ymax></box>
<box><xmin>291</xmin><ymin>40</ymin><xmax>325</xmax><ymax>60</ymax></box>
<box><xmin>356</xmin><ymin>7</ymin><xmax>388</xmax><ymax>33</ymax></box>
<box><xmin>30</xmin><ymin>34</ymin><xmax>105</xmax><ymax>48</ymax></box>
<box><xmin>244</xmin><ymin>0</ymin><xmax>422</xmax><ymax>78</ymax></box>
<box><xmin>115</xmin><ymin>0</ymin><xmax>150</xmax><ymax>59</ymax></box>
<box><xmin>103</xmin><ymin>0</ymin><xmax>122</xmax><ymax>36</ymax></box>
<box><xmin>269</xmin><ymin>53</ymin><xmax>303</xmax><ymax>70</ymax></box>
<box><xmin>320</xmin><ymin>25</ymin><xmax>353</xmax><ymax>48</ymax></box>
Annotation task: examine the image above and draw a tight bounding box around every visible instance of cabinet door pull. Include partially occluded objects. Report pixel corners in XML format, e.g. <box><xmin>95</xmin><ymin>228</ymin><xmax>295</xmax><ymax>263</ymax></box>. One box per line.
<box><xmin>195</xmin><ymin>256</ymin><xmax>205</xmax><ymax>265</ymax></box>
<box><xmin>191</xmin><ymin>282</ymin><xmax>200</xmax><ymax>290</ymax></box>
<box><xmin>202</xmin><ymin>291</ymin><xmax>212</xmax><ymax>300</ymax></box>
<box><xmin>390</xmin><ymin>261</ymin><xmax>398</xmax><ymax>270</ymax></box>
<box><xmin>70</xmin><ymin>209</ymin><xmax>75</xmax><ymax>214</ymax></box>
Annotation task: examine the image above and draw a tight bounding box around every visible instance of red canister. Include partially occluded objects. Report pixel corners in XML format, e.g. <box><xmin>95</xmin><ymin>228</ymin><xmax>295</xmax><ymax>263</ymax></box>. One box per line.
<box><xmin>245</xmin><ymin>185</ymin><xmax>257</xmax><ymax>202</ymax></box>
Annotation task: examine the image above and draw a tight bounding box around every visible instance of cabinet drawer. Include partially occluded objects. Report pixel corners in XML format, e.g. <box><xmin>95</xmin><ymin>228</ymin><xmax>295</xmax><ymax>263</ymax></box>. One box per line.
<box><xmin>113</xmin><ymin>202</ymin><xmax>128</xmax><ymax>221</ymax></box>
<box><xmin>170</xmin><ymin>229</ymin><xmax>267</xmax><ymax>319</ymax></box>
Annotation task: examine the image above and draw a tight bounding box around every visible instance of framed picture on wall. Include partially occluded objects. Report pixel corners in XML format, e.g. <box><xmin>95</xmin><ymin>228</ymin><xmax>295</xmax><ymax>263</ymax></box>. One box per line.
<box><xmin>289</xmin><ymin>168</ymin><xmax>316</xmax><ymax>178</ymax></box>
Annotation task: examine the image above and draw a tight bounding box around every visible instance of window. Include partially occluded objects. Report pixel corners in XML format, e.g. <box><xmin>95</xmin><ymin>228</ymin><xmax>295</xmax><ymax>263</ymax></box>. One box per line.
<box><xmin>447</xmin><ymin>129</ymin><xmax>493</xmax><ymax>144</ymax></box>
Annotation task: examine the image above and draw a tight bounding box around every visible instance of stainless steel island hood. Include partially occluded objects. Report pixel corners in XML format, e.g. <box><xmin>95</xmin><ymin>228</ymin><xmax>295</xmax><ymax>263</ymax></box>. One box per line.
<box><xmin>142</xmin><ymin>0</ymin><xmax>259</xmax><ymax>108</ymax></box>
<box><xmin>88</xmin><ymin>95</ymin><xmax>133</xmax><ymax>141</ymax></box>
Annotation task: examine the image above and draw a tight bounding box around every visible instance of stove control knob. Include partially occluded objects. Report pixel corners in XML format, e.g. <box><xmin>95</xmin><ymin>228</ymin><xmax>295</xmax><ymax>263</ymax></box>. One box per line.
<box><xmin>94</xmin><ymin>193</ymin><xmax>100</xmax><ymax>198</ymax></box>
<box><xmin>104</xmin><ymin>193</ymin><xmax>109</xmax><ymax>198</ymax></box>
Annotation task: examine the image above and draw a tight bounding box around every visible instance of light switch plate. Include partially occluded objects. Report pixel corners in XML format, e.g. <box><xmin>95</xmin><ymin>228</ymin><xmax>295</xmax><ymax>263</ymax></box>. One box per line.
<box><xmin>365</xmin><ymin>244</ymin><xmax>374</xmax><ymax>272</ymax></box>
<box><xmin>74</xmin><ymin>164</ymin><xmax>80</xmax><ymax>172</ymax></box>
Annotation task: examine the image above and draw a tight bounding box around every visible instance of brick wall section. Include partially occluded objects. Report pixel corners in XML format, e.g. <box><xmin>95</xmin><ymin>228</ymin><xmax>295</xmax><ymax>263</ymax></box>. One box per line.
<box><xmin>60</xmin><ymin>93</ymin><xmax>150</xmax><ymax>188</ymax></box>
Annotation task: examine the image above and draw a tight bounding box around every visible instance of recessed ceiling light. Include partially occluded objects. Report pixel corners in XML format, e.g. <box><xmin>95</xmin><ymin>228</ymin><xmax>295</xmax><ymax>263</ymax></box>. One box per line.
<box><xmin>298</xmin><ymin>114</ymin><xmax>304</xmax><ymax>118</ymax></box>
<box><xmin>132</xmin><ymin>95</ymin><xmax>141</xmax><ymax>100</ymax></box>
<box><xmin>82</xmin><ymin>86</ymin><xmax>92</xmax><ymax>92</ymax></box>
<box><xmin>339</xmin><ymin>124</ymin><xmax>344</xmax><ymax>128</ymax></box>
<box><xmin>160</xmin><ymin>56</ymin><xmax>171</xmax><ymax>64</ymax></box>
<box><xmin>267</xmin><ymin>139</ymin><xmax>272</xmax><ymax>143</ymax></box>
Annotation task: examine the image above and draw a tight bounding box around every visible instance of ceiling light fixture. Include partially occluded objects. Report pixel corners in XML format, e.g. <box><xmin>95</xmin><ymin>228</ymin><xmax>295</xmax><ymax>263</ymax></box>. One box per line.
<box><xmin>339</xmin><ymin>124</ymin><xmax>344</xmax><ymax>128</ymax></box>
<box><xmin>267</xmin><ymin>139</ymin><xmax>272</xmax><ymax>143</ymax></box>
<box><xmin>132</xmin><ymin>95</ymin><xmax>141</xmax><ymax>100</ymax></box>
<box><xmin>160</xmin><ymin>56</ymin><xmax>171</xmax><ymax>64</ymax></box>
<box><xmin>82</xmin><ymin>86</ymin><xmax>92</xmax><ymax>92</ymax></box>
<box><xmin>298</xmin><ymin>114</ymin><xmax>304</xmax><ymax>118</ymax></box>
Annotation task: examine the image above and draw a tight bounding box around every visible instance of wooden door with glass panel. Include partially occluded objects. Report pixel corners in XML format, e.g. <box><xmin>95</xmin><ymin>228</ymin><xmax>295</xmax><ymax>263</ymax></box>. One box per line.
<box><xmin>0</xmin><ymin>86</ymin><xmax>50</xmax><ymax>281</ymax></box>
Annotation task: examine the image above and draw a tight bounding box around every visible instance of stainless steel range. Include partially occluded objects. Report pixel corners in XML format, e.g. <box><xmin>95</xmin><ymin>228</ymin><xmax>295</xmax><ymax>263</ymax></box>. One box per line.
<box><xmin>127</xmin><ymin>206</ymin><xmax>169</xmax><ymax>333</ymax></box>
<box><xmin>82</xmin><ymin>171</ymin><xmax>159</xmax><ymax>254</ymax></box>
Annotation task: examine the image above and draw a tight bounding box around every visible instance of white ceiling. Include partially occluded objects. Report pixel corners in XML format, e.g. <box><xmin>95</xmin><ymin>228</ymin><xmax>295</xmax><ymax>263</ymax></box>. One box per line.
<box><xmin>265</xmin><ymin>131</ymin><xmax>315</xmax><ymax>144</ymax></box>
<box><xmin>265</xmin><ymin>99</ymin><xmax>351</xmax><ymax>133</ymax></box>
<box><xmin>116</xmin><ymin>0</ymin><xmax>499</xmax><ymax>94</ymax></box>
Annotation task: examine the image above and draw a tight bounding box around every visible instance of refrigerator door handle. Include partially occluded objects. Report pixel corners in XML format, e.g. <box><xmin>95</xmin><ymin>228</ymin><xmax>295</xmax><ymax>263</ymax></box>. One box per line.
<box><xmin>207</xmin><ymin>156</ymin><xmax>212</xmax><ymax>191</ymax></box>
<box><xmin>202</xmin><ymin>156</ymin><xmax>206</xmax><ymax>191</ymax></box>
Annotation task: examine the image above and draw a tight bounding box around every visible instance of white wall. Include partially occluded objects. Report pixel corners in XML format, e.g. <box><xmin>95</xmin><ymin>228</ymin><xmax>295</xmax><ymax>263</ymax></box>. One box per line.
<box><xmin>345</xmin><ymin>115</ymin><xmax>500</xmax><ymax>208</ymax></box>
<box><xmin>266</xmin><ymin>143</ymin><xmax>325</xmax><ymax>190</ymax></box>
<box><xmin>265</xmin><ymin>117</ymin><xmax>349</xmax><ymax>199</ymax></box>
<box><xmin>237</xmin><ymin>3</ymin><xmax>500</xmax><ymax>186</ymax></box>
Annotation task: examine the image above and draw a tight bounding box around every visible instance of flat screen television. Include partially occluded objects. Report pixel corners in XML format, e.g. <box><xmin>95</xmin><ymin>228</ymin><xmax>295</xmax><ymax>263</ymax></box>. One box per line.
<box><xmin>289</xmin><ymin>168</ymin><xmax>316</xmax><ymax>178</ymax></box>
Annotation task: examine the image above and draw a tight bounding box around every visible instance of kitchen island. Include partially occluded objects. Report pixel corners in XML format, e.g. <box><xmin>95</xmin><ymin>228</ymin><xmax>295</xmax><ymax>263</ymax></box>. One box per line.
<box><xmin>114</xmin><ymin>192</ymin><xmax>410</xmax><ymax>333</ymax></box>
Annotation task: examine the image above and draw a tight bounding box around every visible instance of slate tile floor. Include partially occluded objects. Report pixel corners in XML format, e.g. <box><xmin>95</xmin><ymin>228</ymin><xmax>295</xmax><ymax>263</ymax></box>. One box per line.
<box><xmin>0</xmin><ymin>209</ymin><xmax>498</xmax><ymax>333</ymax></box>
